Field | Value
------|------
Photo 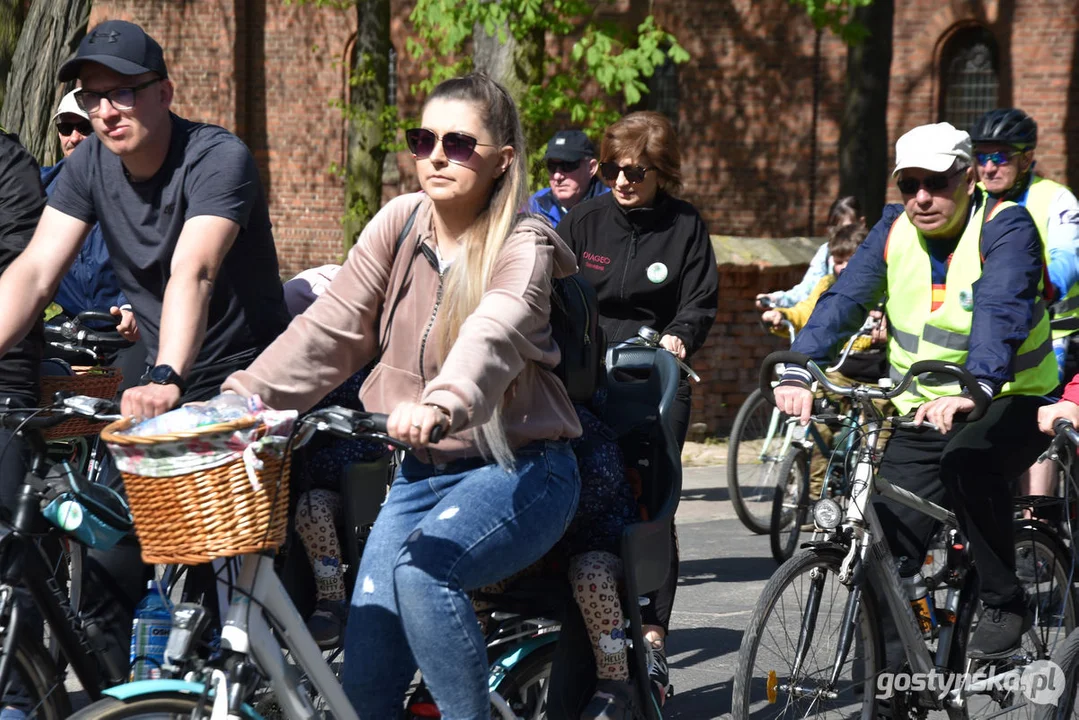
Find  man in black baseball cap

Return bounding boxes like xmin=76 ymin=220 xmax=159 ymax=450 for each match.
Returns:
xmin=527 ymin=128 xmax=608 ymax=226
xmin=58 ymin=19 xmax=168 ymax=82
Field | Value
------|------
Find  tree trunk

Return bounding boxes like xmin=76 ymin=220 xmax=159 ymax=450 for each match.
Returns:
xmin=0 ymin=0 xmax=26 ymax=114
xmin=1 ymin=0 xmax=91 ymax=166
xmin=343 ymin=0 xmax=391 ymax=249
xmin=838 ymin=0 xmax=894 ymax=228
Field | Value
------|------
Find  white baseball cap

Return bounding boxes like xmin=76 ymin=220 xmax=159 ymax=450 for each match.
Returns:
xmin=892 ymin=122 xmax=972 ymax=176
xmin=52 ymin=89 xmax=89 ymax=123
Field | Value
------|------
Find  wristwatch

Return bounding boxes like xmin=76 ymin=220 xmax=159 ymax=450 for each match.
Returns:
xmin=141 ymin=364 xmax=187 ymax=393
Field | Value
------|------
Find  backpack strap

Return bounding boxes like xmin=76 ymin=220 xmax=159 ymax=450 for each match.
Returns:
xmin=395 ymin=202 xmax=422 ymax=256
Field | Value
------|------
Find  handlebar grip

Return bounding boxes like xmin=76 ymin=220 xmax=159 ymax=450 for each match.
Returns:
xmin=758 ymin=351 xmax=812 ymax=407
xmin=80 ymin=330 xmax=133 ymax=349
xmin=1053 ymin=418 xmax=1079 ymax=446
xmin=78 ymin=310 xmax=121 ymax=328
xmin=906 ymin=359 xmax=989 ymax=423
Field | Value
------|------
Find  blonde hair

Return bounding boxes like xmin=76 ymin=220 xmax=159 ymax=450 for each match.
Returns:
xmin=426 ymin=74 xmax=527 ymax=470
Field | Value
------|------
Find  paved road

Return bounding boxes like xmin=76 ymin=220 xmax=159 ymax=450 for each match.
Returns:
xmin=663 ymin=464 xmax=773 ymax=720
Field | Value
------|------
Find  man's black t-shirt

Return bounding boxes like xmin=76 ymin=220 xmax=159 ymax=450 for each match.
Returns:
xmin=48 ymin=114 xmax=289 ymax=373
xmin=0 ymin=132 xmax=46 ymax=399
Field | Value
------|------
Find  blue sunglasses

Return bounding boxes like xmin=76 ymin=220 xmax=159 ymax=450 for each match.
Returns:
xmin=975 ymin=150 xmax=1021 ymax=166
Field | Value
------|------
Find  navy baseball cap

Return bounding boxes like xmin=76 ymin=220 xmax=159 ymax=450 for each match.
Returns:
xmin=58 ymin=20 xmax=168 ymax=83
xmin=544 ymin=130 xmax=596 ymax=162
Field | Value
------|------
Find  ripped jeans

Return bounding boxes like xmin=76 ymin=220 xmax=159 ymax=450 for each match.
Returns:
xmin=341 ymin=440 xmax=580 ymax=719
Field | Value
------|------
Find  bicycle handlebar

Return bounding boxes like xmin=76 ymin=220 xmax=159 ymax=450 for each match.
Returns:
xmin=758 ymin=351 xmax=989 ymax=423
xmin=301 ymin=405 xmax=445 ymax=449
xmin=1053 ymin=418 xmax=1079 ymax=448
xmin=0 ymin=394 xmax=122 ymax=432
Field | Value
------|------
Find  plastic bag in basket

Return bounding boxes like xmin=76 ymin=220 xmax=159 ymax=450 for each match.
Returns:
xmin=106 ymin=394 xmax=299 ymax=491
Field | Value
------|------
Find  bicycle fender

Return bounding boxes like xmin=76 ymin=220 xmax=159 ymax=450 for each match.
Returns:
xmin=102 ymin=679 xmax=265 ymax=718
xmin=488 ymin=633 xmax=560 ymax=692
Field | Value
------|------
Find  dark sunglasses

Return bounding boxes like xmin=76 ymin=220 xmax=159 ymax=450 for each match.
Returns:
xmin=546 ymin=159 xmax=582 ymax=175
xmin=896 ymin=167 xmax=966 ymax=195
xmin=57 ymin=120 xmax=92 ymax=137
xmin=975 ymin=150 xmax=1020 ymax=167
xmin=599 ymin=162 xmax=653 ymax=184
xmin=405 ymin=128 xmax=494 ymax=163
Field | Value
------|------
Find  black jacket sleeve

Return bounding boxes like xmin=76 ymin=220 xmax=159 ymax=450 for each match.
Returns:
xmin=0 ymin=132 xmax=45 ymax=275
xmin=664 ymin=210 xmax=719 ymax=357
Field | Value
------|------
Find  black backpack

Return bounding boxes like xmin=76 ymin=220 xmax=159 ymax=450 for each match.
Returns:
xmin=394 ymin=204 xmax=602 ymax=403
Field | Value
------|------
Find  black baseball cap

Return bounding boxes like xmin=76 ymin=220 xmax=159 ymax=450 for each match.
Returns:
xmin=543 ymin=130 xmax=595 ymax=162
xmin=58 ymin=20 xmax=168 ymax=83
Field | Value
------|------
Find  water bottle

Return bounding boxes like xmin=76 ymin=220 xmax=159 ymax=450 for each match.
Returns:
xmin=130 ymin=581 xmax=172 ymax=681
xmin=901 ymin=573 xmax=937 ymax=639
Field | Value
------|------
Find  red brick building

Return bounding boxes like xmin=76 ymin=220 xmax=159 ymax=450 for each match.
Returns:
xmin=88 ymin=0 xmax=1079 ymax=432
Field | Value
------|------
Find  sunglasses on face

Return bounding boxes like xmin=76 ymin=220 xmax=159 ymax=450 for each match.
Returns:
xmin=75 ymin=78 xmax=162 ymax=115
xmin=896 ymin=168 xmax=966 ymax=195
xmin=599 ymin=162 xmax=653 ymax=184
xmin=975 ymin=150 xmax=1020 ymax=167
xmin=405 ymin=128 xmax=494 ymax=163
xmin=546 ymin=159 xmax=582 ymax=175
xmin=57 ymin=120 xmax=92 ymax=137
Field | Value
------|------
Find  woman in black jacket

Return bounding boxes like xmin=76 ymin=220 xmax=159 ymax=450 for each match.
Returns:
xmin=555 ymin=110 xmax=719 ymax=706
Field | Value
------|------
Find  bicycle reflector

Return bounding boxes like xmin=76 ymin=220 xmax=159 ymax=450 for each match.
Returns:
xmin=813 ymin=498 xmax=842 ymax=529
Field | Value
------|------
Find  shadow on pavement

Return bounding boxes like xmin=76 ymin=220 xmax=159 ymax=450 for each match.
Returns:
xmin=680 ymin=485 xmax=730 ymax=504
xmin=662 ymin=677 xmax=733 ymax=719
xmin=678 ymin=555 xmax=777 ymax=586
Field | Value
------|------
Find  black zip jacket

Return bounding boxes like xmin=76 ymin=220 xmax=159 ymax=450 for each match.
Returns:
xmin=556 ymin=191 xmax=719 ymax=358
xmin=0 ymin=132 xmax=45 ymax=400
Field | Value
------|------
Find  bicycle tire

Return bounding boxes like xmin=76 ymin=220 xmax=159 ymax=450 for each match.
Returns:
xmin=732 ymin=547 xmax=882 ymax=720
xmin=769 ymin=448 xmax=811 ymax=564
xmin=1036 ymin=626 xmax=1079 ymax=720
xmin=728 ymin=389 xmax=791 ymax=535
xmin=492 ymin=642 xmax=556 ymax=720
xmin=1 ymin=630 xmax=72 ymax=720
xmin=68 ymin=692 xmax=259 ymax=719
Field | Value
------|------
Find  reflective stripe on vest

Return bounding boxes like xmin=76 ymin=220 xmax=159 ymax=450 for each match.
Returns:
xmin=884 ymin=192 xmax=1058 ymax=414
xmin=1024 ymin=176 xmax=1079 ymax=338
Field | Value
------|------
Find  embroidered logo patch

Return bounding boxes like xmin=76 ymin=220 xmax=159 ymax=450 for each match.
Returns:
xmin=958 ymin=289 xmax=973 ymax=311
xmin=647 ymin=262 xmax=668 ymax=284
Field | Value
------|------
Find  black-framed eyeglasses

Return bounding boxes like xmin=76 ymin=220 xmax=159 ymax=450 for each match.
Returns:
xmin=75 ymin=78 xmax=163 ymax=115
xmin=975 ymin=150 xmax=1021 ymax=167
xmin=405 ymin=128 xmax=494 ymax=163
xmin=896 ymin=167 xmax=967 ymax=195
xmin=57 ymin=120 xmax=92 ymax=137
xmin=546 ymin=159 xmax=582 ymax=175
xmin=599 ymin=162 xmax=653 ymax=184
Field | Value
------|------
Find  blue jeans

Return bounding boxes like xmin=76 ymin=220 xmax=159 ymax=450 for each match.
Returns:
xmin=341 ymin=440 xmax=580 ymax=719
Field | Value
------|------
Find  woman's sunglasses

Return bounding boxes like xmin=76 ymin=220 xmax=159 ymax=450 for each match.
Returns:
xmin=57 ymin=120 xmax=92 ymax=137
xmin=896 ymin=167 xmax=966 ymax=195
xmin=405 ymin=128 xmax=494 ymax=163
xmin=599 ymin=162 xmax=653 ymax=184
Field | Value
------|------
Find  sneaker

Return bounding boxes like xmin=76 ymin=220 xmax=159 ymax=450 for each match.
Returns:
xmin=0 ymin=708 xmax=27 ymax=720
xmin=580 ymin=678 xmax=635 ymax=720
xmin=967 ymin=603 xmax=1033 ymax=659
xmin=647 ymin=642 xmax=673 ymax=708
xmin=306 ymin=599 xmax=347 ymax=649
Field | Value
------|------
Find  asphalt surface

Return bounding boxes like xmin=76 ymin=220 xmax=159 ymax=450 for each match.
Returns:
xmin=662 ymin=464 xmax=770 ymax=720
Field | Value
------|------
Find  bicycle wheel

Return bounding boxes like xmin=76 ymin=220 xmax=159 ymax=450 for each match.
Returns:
xmin=959 ymin=524 xmax=1076 ymax=720
xmin=1036 ymin=626 xmax=1079 ymax=720
xmin=729 ymin=389 xmax=792 ymax=535
xmin=732 ymin=548 xmax=882 ymax=720
xmin=68 ymin=692 xmax=259 ymax=719
xmin=770 ymin=448 xmax=811 ymax=564
xmin=491 ymin=642 xmax=554 ymax=720
xmin=0 ymin=631 xmax=72 ymax=720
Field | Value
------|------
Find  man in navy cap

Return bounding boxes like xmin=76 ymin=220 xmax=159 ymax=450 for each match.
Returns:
xmin=528 ymin=128 xmax=608 ymax=226
xmin=0 ymin=19 xmax=289 ymax=419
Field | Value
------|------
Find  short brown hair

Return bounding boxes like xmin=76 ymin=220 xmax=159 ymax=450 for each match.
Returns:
xmin=829 ymin=222 xmax=867 ymax=259
xmin=600 ymin=111 xmax=683 ymax=195
xmin=826 ymin=196 xmax=862 ymax=232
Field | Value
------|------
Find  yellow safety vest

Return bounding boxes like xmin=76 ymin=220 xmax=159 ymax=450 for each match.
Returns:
xmin=1021 ymin=176 xmax=1079 ymax=338
xmin=885 ymin=194 xmax=1057 ymax=414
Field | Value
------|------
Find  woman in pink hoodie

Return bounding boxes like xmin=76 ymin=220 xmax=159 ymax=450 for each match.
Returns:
xmin=222 ymin=74 xmax=583 ymax=718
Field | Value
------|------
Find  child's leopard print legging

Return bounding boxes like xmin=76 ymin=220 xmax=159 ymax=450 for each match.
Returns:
xmin=295 ymin=489 xmax=346 ymax=602
xmin=570 ymin=550 xmax=629 ymax=681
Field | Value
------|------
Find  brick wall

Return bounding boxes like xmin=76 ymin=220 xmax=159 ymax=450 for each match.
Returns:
xmin=690 ymin=263 xmax=807 ymax=436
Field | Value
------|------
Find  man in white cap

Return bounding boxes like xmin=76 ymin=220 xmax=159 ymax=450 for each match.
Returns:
xmin=40 ymin=89 xmax=127 ymax=327
xmin=773 ymin=122 xmax=1056 ymax=662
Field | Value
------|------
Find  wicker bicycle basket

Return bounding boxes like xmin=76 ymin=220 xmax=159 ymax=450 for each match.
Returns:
xmin=39 ymin=366 xmax=123 ymax=440
xmin=99 ymin=416 xmax=292 ymax=565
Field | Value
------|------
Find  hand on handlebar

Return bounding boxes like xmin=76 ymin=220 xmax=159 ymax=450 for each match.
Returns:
xmin=760 ymin=310 xmax=783 ymax=327
xmin=869 ymin=310 xmax=888 ymax=345
xmin=387 ymin=401 xmax=450 ymax=449
xmin=659 ymin=334 xmax=686 ymax=360
xmin=1038 ymin=400 xmax=1079 ymax=436
xmin=122 ymin=382 xmax=181 ymax=420
xmin=912 ymin=395 xmax=975 ymax=434
xmin=774 ymin=383 xmax=815 ymax=426
xmin=110 ymin=306 xmax=140 ymax=341
xmin=755 ymin=293 xmax=777 ymax=311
